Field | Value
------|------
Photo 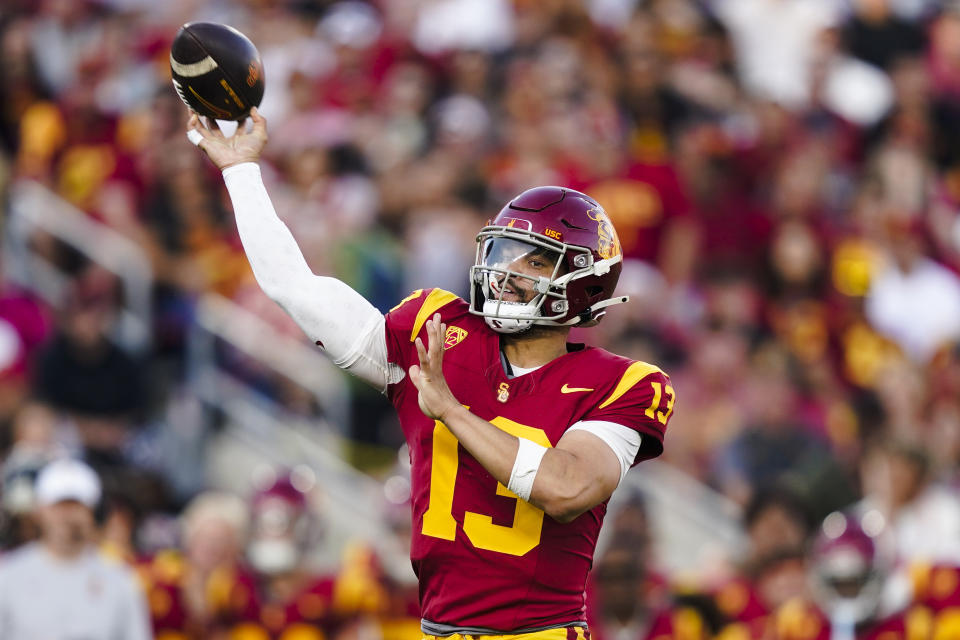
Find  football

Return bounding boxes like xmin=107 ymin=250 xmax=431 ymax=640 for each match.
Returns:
xmin=170 ymin=22 xmax=264 ymax=121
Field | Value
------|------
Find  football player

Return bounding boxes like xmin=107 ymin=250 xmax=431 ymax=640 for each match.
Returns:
xmin=186 ymin=109 xmax=675 ymax=640
xmin=763 ymin=511 xmax=914 ymax=640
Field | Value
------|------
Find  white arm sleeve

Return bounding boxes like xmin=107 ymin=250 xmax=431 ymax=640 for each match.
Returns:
xmin=221 ymin=162 xmax=395 ymax=390
xmin=566 ymin=420 xmax=642 ymax=484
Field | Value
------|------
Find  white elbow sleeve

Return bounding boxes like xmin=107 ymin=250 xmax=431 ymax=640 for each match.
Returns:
xmin=332 ymin=314 xmax=405 ymax=392
xmin=566 ymin=420 xmax=642 ymax=484
xmin=507 ymin=439 xmax=549 ymax=501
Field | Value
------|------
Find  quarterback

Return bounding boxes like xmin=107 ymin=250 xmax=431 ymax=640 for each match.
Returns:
xmin=187 ymin=109 xmax=675 ymax=638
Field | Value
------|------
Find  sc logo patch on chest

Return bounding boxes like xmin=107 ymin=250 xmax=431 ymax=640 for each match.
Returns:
xmin=444 ymin=326 xmax=468 ymax=350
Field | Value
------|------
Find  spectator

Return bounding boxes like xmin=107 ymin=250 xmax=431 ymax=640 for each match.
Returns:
xmin=142 ymin=490 xmax=259 ymax=638
xmin=590 ymin=536 xmax=654 ymax=640
xmin=857 ymin=438 xmax=960 ymax=566
xmin=713 ymin=0 xmax=842 ymax=109
xmin=712 ymin=346 xmax=828 ymax=505
xmin=843 ymin=0 xmax=926 ymax=71
xmin=0 ymin=458 xmax=151 ymax=639
xmin=33 ymin=271 xmax=146 ymax=466
xmin=742 ymin=487 xmax=814 ymax=571
xmin=865 ymin=220 xmax=960 ymax=363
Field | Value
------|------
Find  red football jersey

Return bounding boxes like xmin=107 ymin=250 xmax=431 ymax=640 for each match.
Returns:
xmin=384 ymin=289 xmax=674 ymax=632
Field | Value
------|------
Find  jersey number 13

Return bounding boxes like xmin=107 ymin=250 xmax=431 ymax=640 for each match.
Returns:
xmin=421 ymin=416 xmax=550 ymax=557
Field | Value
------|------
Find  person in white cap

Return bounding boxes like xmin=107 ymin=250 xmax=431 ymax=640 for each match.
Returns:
xmin=0 ymin=458 xmax=151 ymax=640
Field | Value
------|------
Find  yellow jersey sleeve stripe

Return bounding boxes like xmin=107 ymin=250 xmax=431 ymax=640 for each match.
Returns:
xmin=389 ymin=289 xmax=423 ymax=313
xmin=411 ymin=289 xmax=460 ymax=342
xmin=598 ymin=361 xmax=665 ymax=409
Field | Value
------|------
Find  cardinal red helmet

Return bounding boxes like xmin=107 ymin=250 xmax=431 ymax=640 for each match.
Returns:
xmin=469 ymin=186 xmax=628 ymax=333
xmin=809 ymin=510 xmax=888 ymax=624
xmin=247 ymin=473 xmax=316 ymax=575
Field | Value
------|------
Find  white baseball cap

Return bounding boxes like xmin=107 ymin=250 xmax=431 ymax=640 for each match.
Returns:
xmin=34 ymin=459 xmax=101 ymax=508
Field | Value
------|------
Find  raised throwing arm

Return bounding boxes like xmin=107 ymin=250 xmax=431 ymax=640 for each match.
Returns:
xmin=187 ymin=110 xmax=397 ymax=390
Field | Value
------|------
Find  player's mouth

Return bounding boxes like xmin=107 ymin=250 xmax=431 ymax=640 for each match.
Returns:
xmin=492 ymin=277 xmax=529 ymax=303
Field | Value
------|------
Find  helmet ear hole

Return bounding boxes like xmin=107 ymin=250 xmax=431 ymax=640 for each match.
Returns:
xmin=586 ymin=286 xmax=603 ymax=298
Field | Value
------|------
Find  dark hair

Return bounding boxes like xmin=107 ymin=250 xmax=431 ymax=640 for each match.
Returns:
xmin=743 ymin=485 xmax=814 ymax=535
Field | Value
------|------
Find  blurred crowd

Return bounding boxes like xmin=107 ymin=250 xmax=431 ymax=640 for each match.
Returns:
xmin=2 ymin=0 xmax=960 ymax=638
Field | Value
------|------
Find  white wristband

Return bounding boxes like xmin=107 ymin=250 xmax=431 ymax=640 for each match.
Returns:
xmin=507 ymin=438 xmax=548 ymax=501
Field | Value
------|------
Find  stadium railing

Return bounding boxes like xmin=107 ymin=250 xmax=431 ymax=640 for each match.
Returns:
xmin=5 ymin=180 xmax=153 ymax=353
xmin=615 ymin=461 xmax=746 ymax=575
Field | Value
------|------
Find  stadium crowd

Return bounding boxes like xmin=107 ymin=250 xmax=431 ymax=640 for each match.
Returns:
xmin=2 ymin=0 xmax=960 ymax=638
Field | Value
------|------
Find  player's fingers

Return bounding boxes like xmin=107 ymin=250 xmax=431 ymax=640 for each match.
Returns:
xmin=250 ymin=107 xmax=268 ymax=139
xmin=431 ymin=315 xmax=446 ymax=363
xmin=188 ymin=113 xmax=208 ymax=134
xmin=408 ymin=364 xmax=421 ymax=388
xmin=431 ymin=321 xmax=446 ymax=367
xmin=186 ymin=115 xmax=209 ymax=148
xmin=425 ymin=315 xmax=440 ymax=361
xmin=205 ymin=117 xmax=225 ymax=139
xmin=415 ymin=337 xmax=429 ymax=367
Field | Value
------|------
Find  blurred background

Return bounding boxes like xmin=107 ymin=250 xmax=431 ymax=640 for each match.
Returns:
xmin=2 ymin=0 xmax=960 ymax=638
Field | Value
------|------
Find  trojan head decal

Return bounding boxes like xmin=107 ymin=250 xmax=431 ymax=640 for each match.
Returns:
xmin=586 ymin=206 xmax=621 ymax=260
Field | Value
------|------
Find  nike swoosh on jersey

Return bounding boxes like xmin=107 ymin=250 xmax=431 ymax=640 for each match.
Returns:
xmin=561 ymin=384 xmax=594 ymax=393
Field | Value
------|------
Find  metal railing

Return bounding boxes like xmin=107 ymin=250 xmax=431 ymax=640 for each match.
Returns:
xmin=620 ymin=461 xmax=746 ymax=575
xmin=187 ymin=292 xmax=351 ymax=431
xmin=5 ymin=180 xmax=153 ymax=352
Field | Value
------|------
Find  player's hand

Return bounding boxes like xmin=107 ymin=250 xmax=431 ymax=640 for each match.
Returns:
xmin=409 ymin=314 xmax=461 ymax=422
xmin=186 ymin=107 xmax=268 ymax=170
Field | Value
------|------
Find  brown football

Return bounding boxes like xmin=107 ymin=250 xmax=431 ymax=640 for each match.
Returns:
xmin=170 ymin=22 xmax=264 ymax=121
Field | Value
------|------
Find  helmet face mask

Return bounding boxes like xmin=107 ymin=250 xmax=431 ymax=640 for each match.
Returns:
xmin=468 ymin=186 xmax=628 ymax=334
xmin=470 ymin=230 xmax=592 ymax=333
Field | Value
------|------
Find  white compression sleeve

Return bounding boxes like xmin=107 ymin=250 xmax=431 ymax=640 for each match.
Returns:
xmin=566 ymin=420 xmax=642 ymax=484
xmin=222 ymin=162 xmax=396 ymax=390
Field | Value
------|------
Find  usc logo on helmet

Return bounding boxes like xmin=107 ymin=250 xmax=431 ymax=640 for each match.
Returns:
xmin=587 ymin=207 xmax=621 ymax=260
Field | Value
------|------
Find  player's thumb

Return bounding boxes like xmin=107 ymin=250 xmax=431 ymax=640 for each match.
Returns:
xmin=408 ymin=364 xmax=421 ymax=387
xmin=250 ymin=107 xmax=268 ymax=136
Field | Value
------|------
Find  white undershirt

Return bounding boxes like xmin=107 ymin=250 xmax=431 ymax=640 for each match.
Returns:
xmin=221 ymin=162 xmax=642 ymax=484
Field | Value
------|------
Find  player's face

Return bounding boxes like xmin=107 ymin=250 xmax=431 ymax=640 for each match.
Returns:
xmin=482 ymin=238 xmax=561 ymax=304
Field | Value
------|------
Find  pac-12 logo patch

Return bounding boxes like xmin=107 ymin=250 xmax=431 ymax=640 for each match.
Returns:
xmin=444 ymin=326 xmax=468 ymax=350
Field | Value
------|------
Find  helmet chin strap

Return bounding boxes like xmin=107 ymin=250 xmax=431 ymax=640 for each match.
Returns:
xmin=583 ymin=294 xmax=629 ymax=314
xmin=558 ymin=295 xmax=630 ymax=327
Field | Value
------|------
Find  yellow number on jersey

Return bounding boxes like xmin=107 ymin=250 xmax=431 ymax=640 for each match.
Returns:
xmin=421 ymin=417 xmax=552 ymax=557
xmin=647 ymin=382 xmax=675 ymax=425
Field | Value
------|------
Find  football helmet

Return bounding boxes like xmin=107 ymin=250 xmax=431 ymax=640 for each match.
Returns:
xmin=469 ymin=186 xmax=628 ymax=334
xmin=247 ymin=474 xmax=316 ymax=575
xmin=809 ymin=511 xmax=888 ymax=625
